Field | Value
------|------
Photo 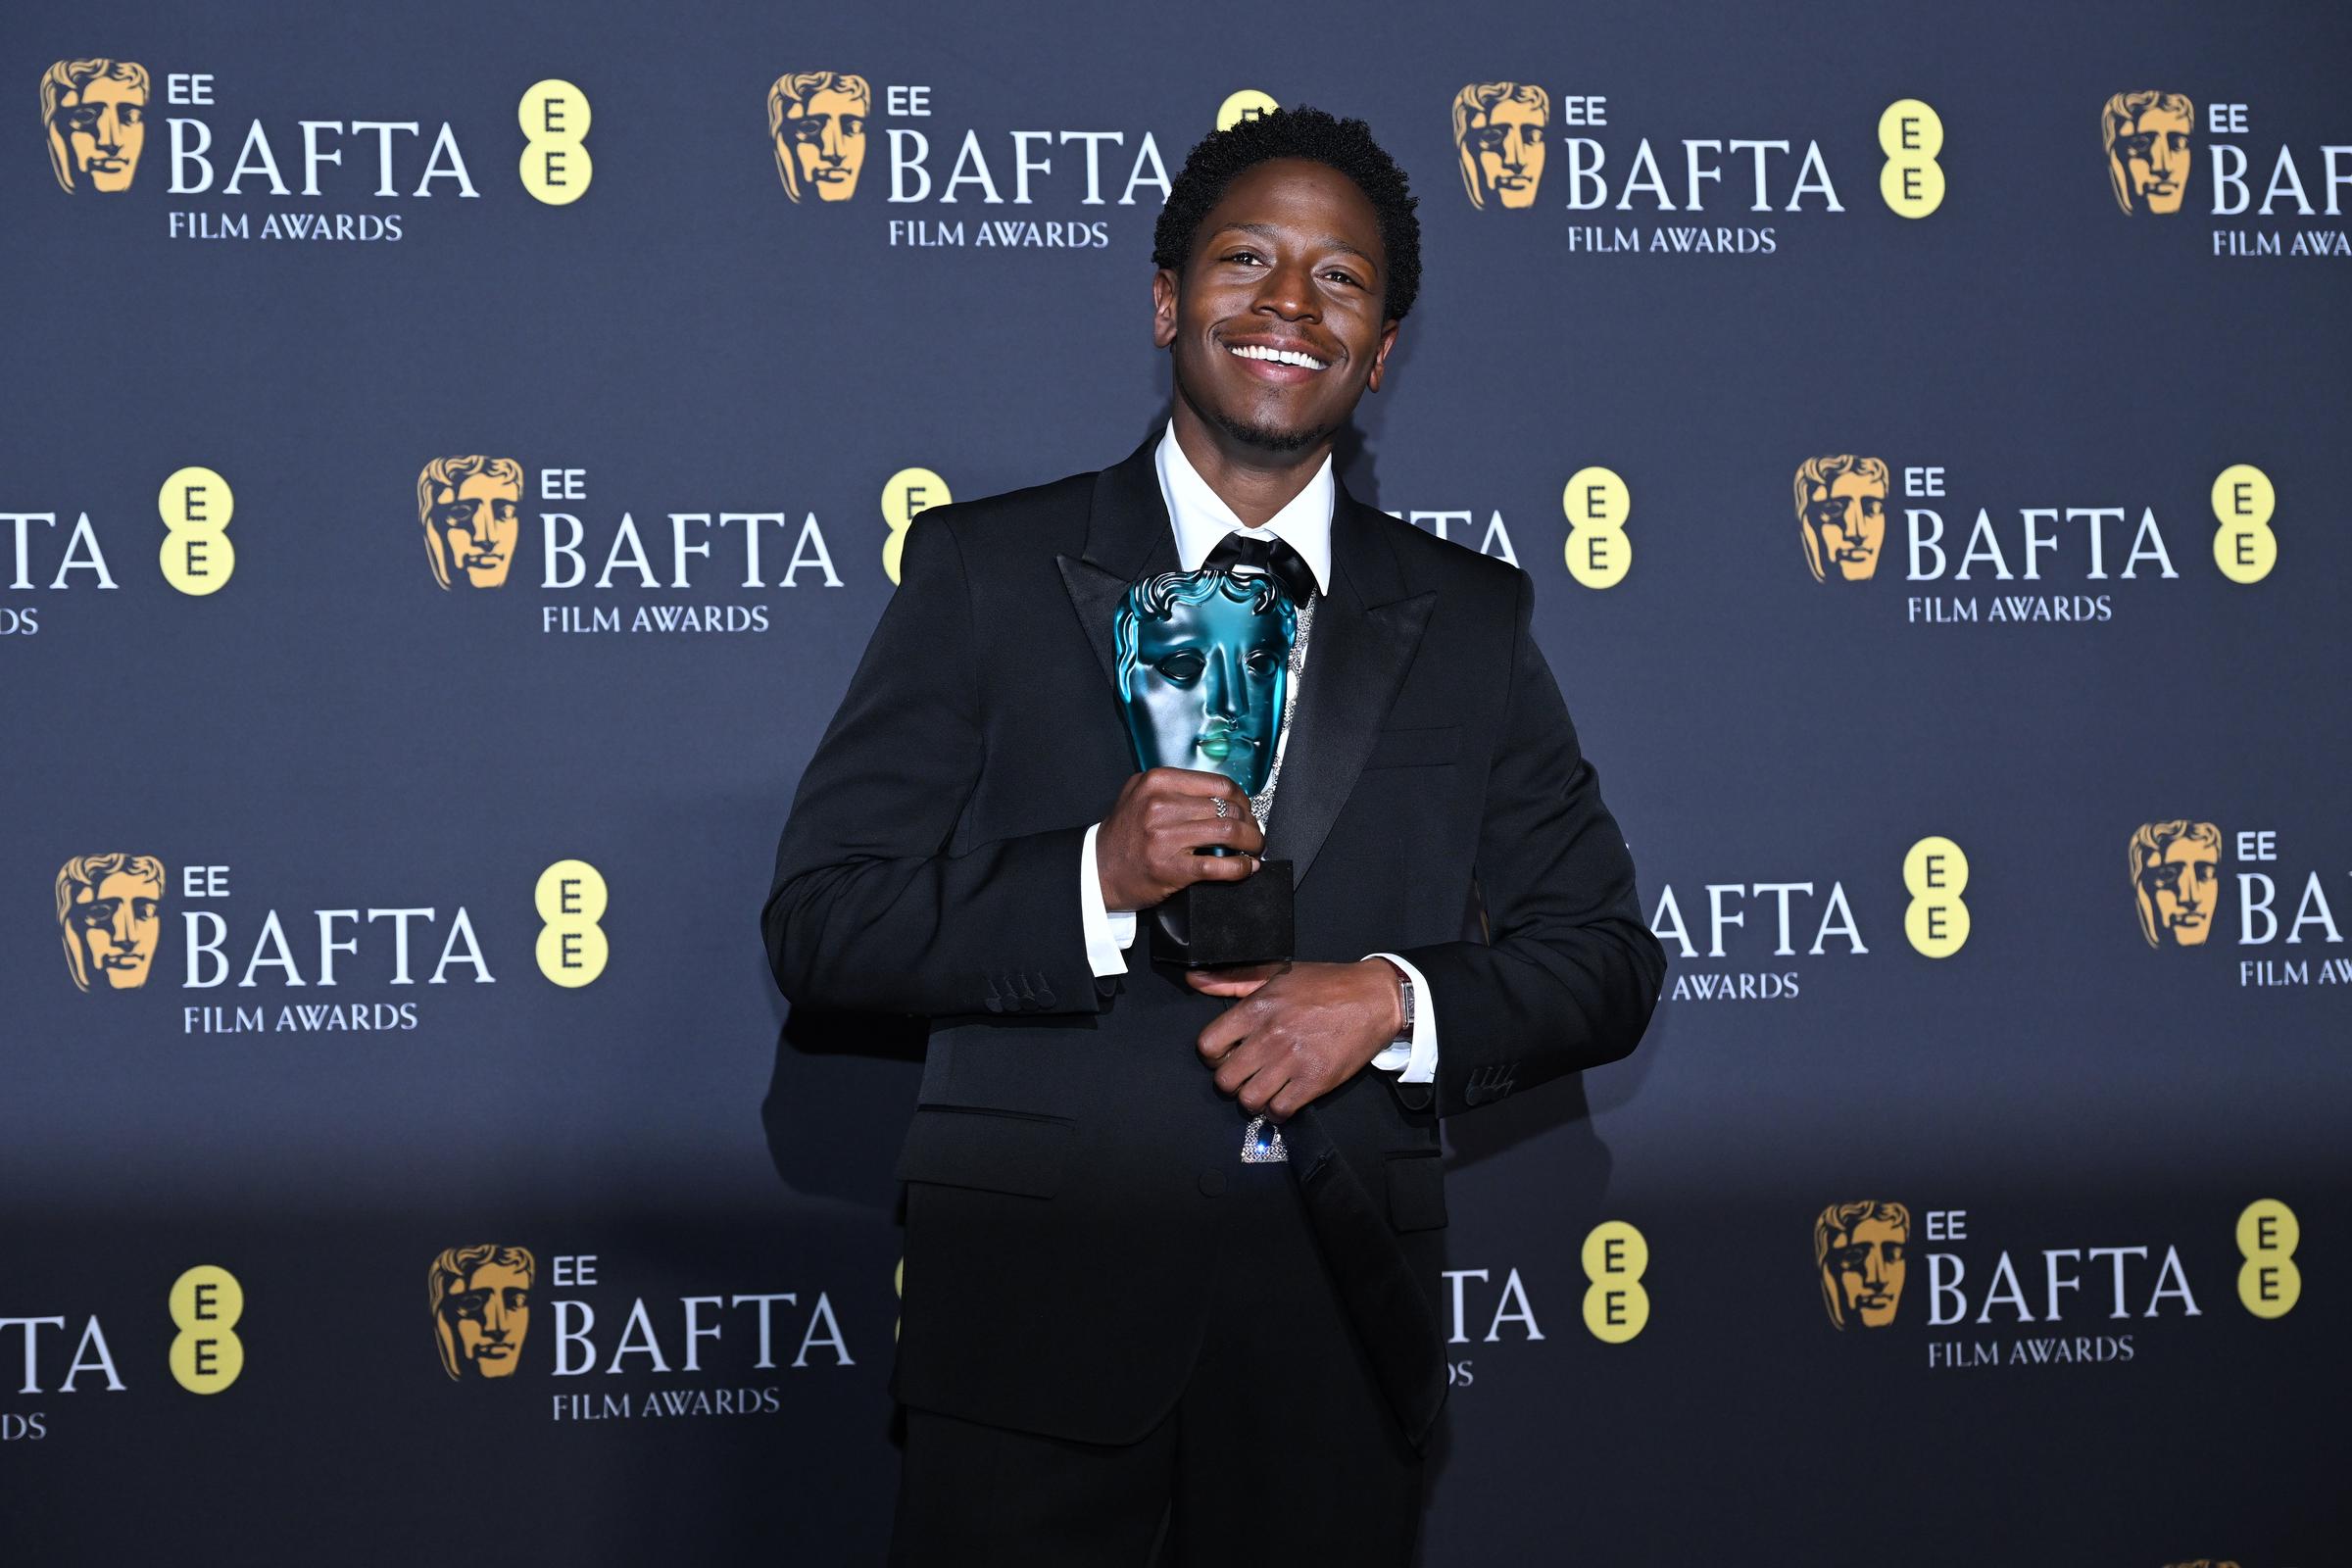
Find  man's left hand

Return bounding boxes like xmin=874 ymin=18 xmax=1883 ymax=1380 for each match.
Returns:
xmin=1189 ymin=959 xmax=1404 ymax=1120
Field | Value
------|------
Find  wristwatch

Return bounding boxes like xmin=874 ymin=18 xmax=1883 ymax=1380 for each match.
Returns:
xmin=1391 ymin=966 xmax=1416 ymax=1046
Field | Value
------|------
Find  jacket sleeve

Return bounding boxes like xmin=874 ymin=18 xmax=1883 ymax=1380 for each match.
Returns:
xmin=760 ymin=511 xmax=1107 ymax=1020
xmin=1396 ymin=569 xmax=1666 ymax=1115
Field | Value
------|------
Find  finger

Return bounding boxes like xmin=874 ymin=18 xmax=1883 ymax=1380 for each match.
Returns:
xmin=1266 ymin=1075 xmax=1316 ymax=1122
xmin=1197 ymin=1004 xmax=1253 ymax=1061
xmin=1179 ymin=852 xmax=1258 ymax=884
xmin=1232 ymin=1052 xmax=1295 ymax=1114
xmin=1156 ymin=766 xmax=1250 ymax=797
xmin=1184 ymin=970 xmax=1265 ymax=998
xmin=1185 ymin=960 xmax=1285 ymax=995
xmin=1174 ymin=815 xmax=1260 ymax=854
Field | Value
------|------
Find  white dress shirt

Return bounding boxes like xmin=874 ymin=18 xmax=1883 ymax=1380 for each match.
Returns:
xmin=1075 ymin=420 xmax=1440 ymax=1084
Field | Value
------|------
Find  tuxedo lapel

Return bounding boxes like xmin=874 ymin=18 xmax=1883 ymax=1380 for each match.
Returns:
xmin=1261 ymin=488 xmax=1435 ymax=888
xmin=1058 ymin=434 xmax=1178 ymax=692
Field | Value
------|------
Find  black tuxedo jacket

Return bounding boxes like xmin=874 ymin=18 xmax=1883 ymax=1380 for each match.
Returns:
xmin=763 ymin=432 xmax=1664 ymax=1449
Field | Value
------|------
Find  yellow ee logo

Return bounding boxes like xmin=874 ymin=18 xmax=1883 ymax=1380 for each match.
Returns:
xmin=2235 ymin=1198 xmax=2300 ymax=1318
xmin=158 ymin=466 xmax=234 ymax=596
xmin=1217 ymin=89 xmax=1280 ymax=131
xmin=169 ymin=1264 xmax=244 ymax=1394
xmin=881 ymin=467 xmax=952 ymax=585
xmin=535 ymin=858 xmax=609 ymax=987
xmin=1903 ymin=836 xmax=1970 ymax=957
xmin=2210 ymin=464 xmax=2276 ymax=584
xmin=518 ymin=79 xmax=593 ymax=206
xmin=1879 ymin=99 xmax=1944 ymax=218
xmin=1562 ymin=466 xmax=1631 ymax=590
xmin=1581 ymin=1219 xmax=1648 ymax=1343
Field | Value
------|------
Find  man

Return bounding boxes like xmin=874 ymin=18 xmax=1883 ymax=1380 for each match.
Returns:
xmin=56 ymin=853 xmax=166 ymax=992
xmin=2102 ymin=91 xmax=2193 ymax=216
xmin=1792 ymin=454 xmax=1890 ymax=582
xmin=427 ymin=1244 xmax=535 ymax=1381
xmin=1814 ymin=1200 xmax=1910 ymax=1331
xmin=2131 ymin=819 xmax=2222 ymax=948
xmin=41 ymin=59 xmax=150 ymax=194
xmin=415 ymin=455 xmax=523 ymax=590
xmin=764 ymin=107 xmax=1663 ymax=1563
xmin=768 ymin=72 xmax=871 ymax=203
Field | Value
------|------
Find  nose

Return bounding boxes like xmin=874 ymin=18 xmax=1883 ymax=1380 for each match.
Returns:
xmin=1202 ymin=646 xmax=1240 ymax=722
xmin=2179 ymin=874 xmax=2206 ymax=914
xmin=482 ymin=1300 xmax=509 ymax=1339
xmin=1863 ymin=1250 xmax=1886 ymax=1289
xmin=819 ymin=122 xmax=844 ymax=167
xmin=96 ymin=108 xmax=121 ymax=153
xmin=2151 ymin=139 xmax=2179 ymax=178
xmin=1501 ymin=134 xmax=1525 ymax=174
xmin=1253 ymin=257 xmax=1317 ymax=323
xmin=108 ymin=906 xmax=138 ymax=950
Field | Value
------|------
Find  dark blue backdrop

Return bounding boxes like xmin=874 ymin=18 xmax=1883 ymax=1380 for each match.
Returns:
xmin=4 ymin=2 xmax=2343 ymax=1562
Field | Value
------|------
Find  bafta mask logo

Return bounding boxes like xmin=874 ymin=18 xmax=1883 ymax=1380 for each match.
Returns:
xmin=2132 ymin=820 xmax=2222 ymax=948
xmin=416 ymin=456 xmax=523 ymax=590
xmin=429 ymin=1245 xmax=534 ymax=1381
xmin=2103 ymin=92 xmax=2194 ymax=215
xmin=42 ymin=59 xmax=150 ymax=193
xmin=56 ymin=854 xmax=165 ymax=992
xmin=1452 ymin=82 xmax=1549 ymax=210
xmin=1816 ymin=1200 xmax=1909 ymax=1330
xmin=1793 ymin=456 xmax=1890 ymax=583
xmin=768 ymin=73 xmax=871 ymax=203
xmin=1113 ymin=567 xmax=1298 ymax=798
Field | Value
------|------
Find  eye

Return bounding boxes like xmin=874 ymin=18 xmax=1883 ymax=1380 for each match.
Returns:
xmin=1154 ymin=651 xmax=1205 ymax=683
xmin=1322 ymin=270 xmax=1360 ymax=288
xmin=1222 ymin=250 xmax=1262 ymax=267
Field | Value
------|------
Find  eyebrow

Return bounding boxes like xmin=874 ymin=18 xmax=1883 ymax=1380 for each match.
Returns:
xmin=1220 ymin=221 xmax=1379 ymax=272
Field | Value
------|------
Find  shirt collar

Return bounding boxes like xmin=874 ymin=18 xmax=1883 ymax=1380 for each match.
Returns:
xmin=1152 ymin=418 xmax=1334 ymax=595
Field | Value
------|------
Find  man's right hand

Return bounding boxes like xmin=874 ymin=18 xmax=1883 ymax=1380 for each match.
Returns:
xmin=1095 ymin=767 xmax=1263 ymax=911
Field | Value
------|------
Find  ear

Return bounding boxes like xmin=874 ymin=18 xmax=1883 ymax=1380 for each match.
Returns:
xmin=1152 ymin=268 xmax=1180 ymax=350
xmin=1364 ymin=318 xmax=1401 ymax=393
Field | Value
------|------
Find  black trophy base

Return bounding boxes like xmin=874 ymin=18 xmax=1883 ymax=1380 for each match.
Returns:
xmin=1149 ymin=860 xmax=1295 ymax=970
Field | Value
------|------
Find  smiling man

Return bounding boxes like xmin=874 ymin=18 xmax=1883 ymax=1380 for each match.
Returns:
xmin=764 ymin=107 xmax=1663 ymax=1565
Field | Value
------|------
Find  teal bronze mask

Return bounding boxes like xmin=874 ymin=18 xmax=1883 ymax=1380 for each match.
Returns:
xmin=1113 ymin=567 xmax=1298 ymax=796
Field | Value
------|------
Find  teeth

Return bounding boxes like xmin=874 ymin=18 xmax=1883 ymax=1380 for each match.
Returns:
xmin=1228 ymin=344 xmax=1327 ymax=370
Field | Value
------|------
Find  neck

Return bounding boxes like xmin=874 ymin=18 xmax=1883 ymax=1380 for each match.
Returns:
xmin=1168 ymin=397 xmax=1331 ymax=529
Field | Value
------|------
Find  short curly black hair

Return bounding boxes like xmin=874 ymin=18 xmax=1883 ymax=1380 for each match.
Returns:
xmin=1152 ymin=106 xmax=1422 ymax=322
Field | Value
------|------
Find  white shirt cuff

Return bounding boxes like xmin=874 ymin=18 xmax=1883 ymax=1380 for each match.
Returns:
xmin=1363 ymin=952 xmax=1439 ymax=1083
xmin=1079 ymin=822 xmax=1137 ymax=978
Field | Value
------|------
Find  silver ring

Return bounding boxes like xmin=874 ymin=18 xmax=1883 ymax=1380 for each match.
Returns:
xmin=1213 ymin=797 xmax=1228 ymax=819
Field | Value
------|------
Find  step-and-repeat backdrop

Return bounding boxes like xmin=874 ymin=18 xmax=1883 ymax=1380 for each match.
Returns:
xmin=4 ymin=2 xmax=2342 ymax=1562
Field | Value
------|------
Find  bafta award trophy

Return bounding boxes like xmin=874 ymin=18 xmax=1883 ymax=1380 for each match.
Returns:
xmin=1112 ymin=561 xmax=1298 ymax=968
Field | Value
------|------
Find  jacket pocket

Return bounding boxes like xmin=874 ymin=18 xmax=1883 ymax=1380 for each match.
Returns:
xmin=1383 ymin=1150 xmax=1449 ymax=1232
xmin=895 ymin=1103 xmax=1076 ymax=1199
xmin=1361 ymin=725 xmax=1462 ymax=770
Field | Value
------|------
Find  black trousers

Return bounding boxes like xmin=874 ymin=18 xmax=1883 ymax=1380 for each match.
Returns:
xmin=889 ymin=1162 xmax=1426 ymax=1566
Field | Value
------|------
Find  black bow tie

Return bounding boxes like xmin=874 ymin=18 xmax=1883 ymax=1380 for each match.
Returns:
xmin=1204 ymin=531 xmax=1318 ymax=606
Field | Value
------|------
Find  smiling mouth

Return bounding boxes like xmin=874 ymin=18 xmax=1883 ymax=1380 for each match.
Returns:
xmin=1226 ymin=343 xmax=1330 ymax=372
xmin=1196 ymin=732 xmax=1257 ymax=762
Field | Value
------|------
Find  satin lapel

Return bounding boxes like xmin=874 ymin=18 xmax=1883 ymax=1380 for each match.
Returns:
xmin=1260 ymin=494 xmax=1435 ymax=888
xmin=1056 ymin=433 xmax=1178 ymax=755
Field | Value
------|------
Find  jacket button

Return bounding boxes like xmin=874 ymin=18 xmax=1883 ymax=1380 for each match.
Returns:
xmin=1198 ymin=1169 xmax=1226 ymax=1197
